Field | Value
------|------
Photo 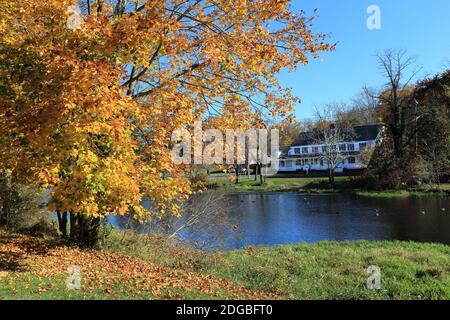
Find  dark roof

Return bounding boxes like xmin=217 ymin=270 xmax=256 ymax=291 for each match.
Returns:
xmin=291 ymin=124 xmax=383 ymax=147
xmin=278 ymin=146 xmax=291 ymax=158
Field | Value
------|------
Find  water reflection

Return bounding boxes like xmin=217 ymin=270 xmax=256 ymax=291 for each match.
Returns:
xmin=108 ymin=193 xmax=450 ymax=250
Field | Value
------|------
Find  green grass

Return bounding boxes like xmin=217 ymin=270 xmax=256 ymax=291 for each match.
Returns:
xmin=0 ymin=274 xmax=152 ymax=300
xmin=356 ymin=184 xmax=450 ymax=198
xmin=1 ymin=229 xmax=449 ymax=300
xmin=356 ymin=190 xmax=416 ymax=198
xmin=100 ymin=230 xmax=450 ymax=300
xmin=356 ymin=191 xmax=448 ymax=198
xmin=210 ymin=175 xmax=351 ymax=193
xmin=209 ymin=174 xmax=450 ymax=198
xmin=210 ymin=241 xmax=450 ymax=300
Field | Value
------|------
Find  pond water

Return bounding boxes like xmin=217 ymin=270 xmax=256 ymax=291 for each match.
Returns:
xmin=108 ymin=193 xmax=450 ymax=250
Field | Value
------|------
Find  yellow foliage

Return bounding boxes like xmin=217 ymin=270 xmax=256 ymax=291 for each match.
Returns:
xmin=0 ymin=0 xmax=333 ymax=219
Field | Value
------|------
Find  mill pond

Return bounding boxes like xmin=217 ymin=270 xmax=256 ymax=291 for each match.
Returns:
xmin=108 ymin=192 xmax=450 ymax=250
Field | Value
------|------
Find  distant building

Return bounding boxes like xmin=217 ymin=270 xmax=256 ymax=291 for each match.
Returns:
xmin=277 ymin=124 xmax=384 ymax=173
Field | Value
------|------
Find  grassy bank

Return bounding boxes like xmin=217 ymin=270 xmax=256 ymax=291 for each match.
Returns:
xmin=1 ymin=229 xmax=449 ymax=300
xmin=209 ymin=175 xmax=352 ymax=193
xmin=355 ymin=190 xmax=449 ymax=198
xmin=209 ymin=174 xmax=450 ymax=197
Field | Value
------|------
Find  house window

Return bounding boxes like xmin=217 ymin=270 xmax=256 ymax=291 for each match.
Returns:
xmin=359 ymin=142 xmax=368 ymax=150
xmin=296 ymin=160 xmax=302 ymax=166
xmin=320 ymin=160 xmax=324 ymax=166
xmin=280 ymin=161 xmax=285 ymax=167
xmin=322 ymin=146 xmax=327 ymax=153
xmin=312 ymin=146 xmax=319 ymax=153
xmin=347 ymin=144 xmax=355 ymax=151
xmin=302 ymin=147 xmax=309 ymax=154
xmin=339 ymin=144 xmax=346 ymax=152
xmin=294 ymin=148 xmax=301 ymax=155
xmin=348 ymin=157 xmax=356 ymax=164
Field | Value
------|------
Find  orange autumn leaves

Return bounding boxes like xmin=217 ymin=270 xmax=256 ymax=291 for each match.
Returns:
xmin=0 ymin=0 xmax=334 ymax=220
xmin=0 ymin=231 xmax=280 ymax=299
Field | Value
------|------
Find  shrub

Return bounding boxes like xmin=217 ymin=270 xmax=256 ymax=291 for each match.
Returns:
xmin=0 ymin=172 xmax=53 ymax=233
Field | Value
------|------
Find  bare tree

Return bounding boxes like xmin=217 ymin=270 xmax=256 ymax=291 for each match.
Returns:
xmin=376 ymin=49 xmax=422 ymax=160
xmin=314 ymin=127 xmax=354 ymax=186
xmin=350 ymin=86 xmax=380 ymax=124
xmin=314 ymin=106 xmax=354 ymax=186
xmin=418 ymin=140 xmax=449 ymax=186
xmin=298 ymin=118 xmax=317 ymax=133
xmin=167 ymin=192 xmax=240 ymax=250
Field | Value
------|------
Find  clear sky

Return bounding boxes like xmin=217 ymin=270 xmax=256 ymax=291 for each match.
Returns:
xmin=280 ymin=0 xmax=450 ymax=120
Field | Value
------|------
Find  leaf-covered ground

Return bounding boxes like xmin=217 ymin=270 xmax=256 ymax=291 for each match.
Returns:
xmin=0 ymin=230 xmax=279 ymax=300
xmin=1 ymin=229 xmax=449 ymax=300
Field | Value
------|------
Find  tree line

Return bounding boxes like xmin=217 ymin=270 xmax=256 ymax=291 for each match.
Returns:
xmin=278 ymin=49 xmax=450 ymax=189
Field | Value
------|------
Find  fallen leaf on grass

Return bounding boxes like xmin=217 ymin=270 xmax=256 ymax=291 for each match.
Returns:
xmin=0 ymin=230 xmax=282 ymax=300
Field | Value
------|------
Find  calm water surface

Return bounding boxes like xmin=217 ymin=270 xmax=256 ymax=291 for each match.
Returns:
xmin=108 ymin=193 xmax=450 ymax=249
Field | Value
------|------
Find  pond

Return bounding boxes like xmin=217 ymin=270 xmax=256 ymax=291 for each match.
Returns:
xmin=108 ymin=192 xmax=450 ymax=250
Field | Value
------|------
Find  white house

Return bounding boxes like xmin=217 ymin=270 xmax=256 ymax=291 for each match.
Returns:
xmin=277 ymin=124 xmax=384 ymax=173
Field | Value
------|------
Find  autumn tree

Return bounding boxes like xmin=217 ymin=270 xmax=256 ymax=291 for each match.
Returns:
xmin=412 ymin=70 xmax=450 ymax=184
xmin=0 ymin=0 xmax=333 ymax=246
xmin=276 ymin=117 xmax=303 ymax=147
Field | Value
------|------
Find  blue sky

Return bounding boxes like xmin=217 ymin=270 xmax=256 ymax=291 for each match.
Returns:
xmin=279 ymin=0 xmax=450 ymax=120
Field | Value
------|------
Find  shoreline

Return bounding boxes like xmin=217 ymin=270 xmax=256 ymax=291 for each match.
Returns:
xmin=1 ymin=229 xmax=449 ymax=300
xmin=208 ymin=175 xmax=450 ymax=198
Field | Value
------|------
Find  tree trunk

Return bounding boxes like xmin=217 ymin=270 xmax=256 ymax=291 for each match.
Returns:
xmin=69 ymin=212 xmax=101 ymax=247
xmin=56 ymin=211 xmax=68 ymax=238
xmin=245 ymin=137 xmax=250 ymax=179
xmin=0 ymin=173 xmax=12 ymax=226
xmin=392 ymin=129 xmax=403 ymax=160
xmin=259 ymin=163 xmax=264 ymax=185
xmin=70 ymin=212 xmax=78 ymax=241
xmin=329 ymin=167 xmax=335 ymax=187
xmin=391 ymin=99 xmax=404 ymax=161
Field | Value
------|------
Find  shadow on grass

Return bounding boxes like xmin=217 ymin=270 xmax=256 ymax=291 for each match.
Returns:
xmin=0 ymin=231 xmax=62 ymax=272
